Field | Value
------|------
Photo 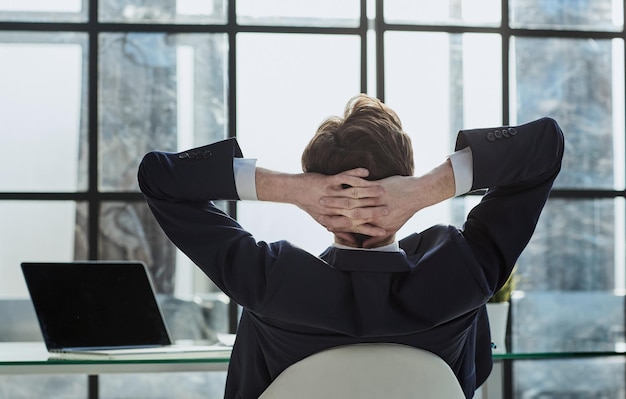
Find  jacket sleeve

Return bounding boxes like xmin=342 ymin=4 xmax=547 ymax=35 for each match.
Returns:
xmin=137 ymin=138 xmax=286 ymax=309
xmin=138 ymin=138 xmax=242 ymax=202
xmin=455 ymin=117 xmax=564 ymax=294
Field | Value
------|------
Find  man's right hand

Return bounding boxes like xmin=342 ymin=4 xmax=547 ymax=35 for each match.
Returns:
xmin=256 ymin=167 xmax=390 ymax=242
xmin=319 ymin=159 xmax=456 ymax=247
xmin=290 ymin=168 xmax=391 ymax=241
xmin=319 ymin=174 xmax=420 ymax=247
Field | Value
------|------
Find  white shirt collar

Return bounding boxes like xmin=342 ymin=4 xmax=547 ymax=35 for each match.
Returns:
xmin=332 ymin=241 xmax=400 ymax=252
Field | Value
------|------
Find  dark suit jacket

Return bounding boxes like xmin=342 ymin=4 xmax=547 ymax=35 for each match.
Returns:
xmin=138 ymin=117 xmax=564 ymax=399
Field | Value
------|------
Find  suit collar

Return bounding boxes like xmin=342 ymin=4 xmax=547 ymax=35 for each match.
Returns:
xmin=320 ymin=246 xmax=413 ymax=273
xmin=399 ymin=233 xmax=421 ymax=254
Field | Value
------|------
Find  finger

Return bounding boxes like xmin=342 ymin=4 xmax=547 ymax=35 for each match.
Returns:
xmin=320 ymin=195 xmax=386 ymax=211
xmin=327 ymin=183 xmax=384 ymax=200
xmin=319 ymin=197 xmax=359 ymax=210
xmin=327 ymin=223 xmax=384 ymax=237
xmin=334 ymin=232 xmax=358 ymax=245
xmin=351 ymin=223 xmax=386 ymax=237
xmin=321 ymin=215 xmax=371 ymax=232
xmin=339 ymin=185 xmax=384 ymax=200
xmin=323 ymin=216 xmax=387 ymax=237
xmin=318 ymin=214 xmax=352 ymax=230
xmin=339 ymin=168 xmax=370 ymax=178
xmin=346 ymin=206 xmax=389 ymax=220
xmin=331 ymin=174 xmax=378 ymax=191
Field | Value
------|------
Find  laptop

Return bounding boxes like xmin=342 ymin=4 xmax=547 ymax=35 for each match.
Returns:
xmin=21 ymin=261 xmax=232 ymax=360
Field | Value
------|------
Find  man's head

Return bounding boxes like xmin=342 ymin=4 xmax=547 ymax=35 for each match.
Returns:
xmin=301 ymin=94 xmax=414 ymax=246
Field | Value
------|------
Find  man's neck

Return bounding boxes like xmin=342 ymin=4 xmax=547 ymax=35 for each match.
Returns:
xmin=333 ymin=240 xmax=400 ymax=252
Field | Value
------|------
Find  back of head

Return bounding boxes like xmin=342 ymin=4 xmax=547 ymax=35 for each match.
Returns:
xmin=301 ymin=94 xmax=414 ymax=180
xmin=301 ymin=94 xmax=414 ymax=246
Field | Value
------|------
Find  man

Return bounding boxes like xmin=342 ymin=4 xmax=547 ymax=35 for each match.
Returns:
xmin=138 ymin=94 xmax=564 ymax=398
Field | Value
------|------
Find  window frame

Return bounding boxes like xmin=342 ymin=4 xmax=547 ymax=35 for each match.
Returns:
xmin=1 ymin=3 xmax=625 ymax=398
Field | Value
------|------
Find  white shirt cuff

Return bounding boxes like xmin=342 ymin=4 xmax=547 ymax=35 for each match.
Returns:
xmin=233 ymin=158 xmax=258 ymax=200
xmin=447 ymin=147 xmax=473 ymax=196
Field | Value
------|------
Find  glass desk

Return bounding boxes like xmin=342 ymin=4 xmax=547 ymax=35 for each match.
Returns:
xmin=480 ymin=350 xmax=626 ymax=399
xmin=493 ymin=350 xmax=626 ymax=361
xmin=3 ymin=342 xmax=623 ymax=399
xmin=0 ymin=342 xmax=231 ymax=399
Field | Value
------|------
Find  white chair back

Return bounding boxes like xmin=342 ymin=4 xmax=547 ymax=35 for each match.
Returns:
xmin=259 ymin=343 xmax=466 ymax=399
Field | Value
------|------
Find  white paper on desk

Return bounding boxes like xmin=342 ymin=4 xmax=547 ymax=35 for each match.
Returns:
xmin=48 ymin=345 xmax=232 ymax=360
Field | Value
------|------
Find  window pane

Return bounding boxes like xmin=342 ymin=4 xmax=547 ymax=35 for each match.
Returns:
xmin=99 ymin=33 xmax=227 ymax=191
xmin=99 ymin=0 xmax=226 ymax=24
xmin=386 ymin=32 xmax=501 ymax=240
xmin=385 ymin=32 xmax=502 ymax=173
xmin=512 ymin=37 xmax=625 ymax=190
xmin=99 ymin=373 xmax=227 ymax=398
xmin=99 ymin=201 xmax=228 ymax=302
xmin=236 ymin=33 xmax=360 ymax=255
xmin=513 ymin=292 xmax=624 ymax=352
xmin=0 ymin=32 xmax=88 ymax=192
xmin=384 ymin=0 xmax=501 ymax=26
xmin=237 ymin=0 xmax=360 ymax=27
xmin=512 ymin=358 xmax=625 ymax=398
xmin=99 ymin=201 xmax=176 ymax=293
xmin=510 ymin=0 xmax=623 ymax=31
xmin=518 ymin=199 xmax=621 ymax=291
xmin=512 ymin=197 xmax=625 ymax=395
xmin=511 ymin=291 xmax=625 ymax=396
xmin=0 ymin=0 xmax=86 ymax=22
xmin=0 ymin=376 xmax=86 ymax=398
xmin=100 ymin=200 xmax=231 ymax=337
xmin=0 ymin=201 xmax=88 ymax=297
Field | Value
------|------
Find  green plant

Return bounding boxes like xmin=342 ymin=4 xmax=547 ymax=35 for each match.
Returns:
xmin=488 ymin=267 xmax=518 ymax=303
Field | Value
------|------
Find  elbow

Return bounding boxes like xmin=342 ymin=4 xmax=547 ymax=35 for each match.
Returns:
xmin=137 ymin=152 xmax=166 ymax=198
xmin=137 ymin=152 xmax=153 ymax=195
xmin=539 ymin=117 xmax=565 ymax=174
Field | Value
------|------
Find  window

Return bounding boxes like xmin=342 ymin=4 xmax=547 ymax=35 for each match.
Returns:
xmin=1 ymin=1 xmax=624 ymax=398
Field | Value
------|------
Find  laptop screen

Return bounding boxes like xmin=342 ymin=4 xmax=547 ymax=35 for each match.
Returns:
xmin=21 ymin=262 xmax=171 ymax=351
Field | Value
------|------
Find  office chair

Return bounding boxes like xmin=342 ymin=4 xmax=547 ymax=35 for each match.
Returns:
xmin=258 ymin=343 xmax=466 ymax=399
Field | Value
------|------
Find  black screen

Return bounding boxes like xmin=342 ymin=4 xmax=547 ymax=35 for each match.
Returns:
xmin=21 ymin=262 xmax=171 ymax=350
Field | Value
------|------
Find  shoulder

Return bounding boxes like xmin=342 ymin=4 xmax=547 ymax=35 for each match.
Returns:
xmin=399 ymin=225 xmax=463 ymax=255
